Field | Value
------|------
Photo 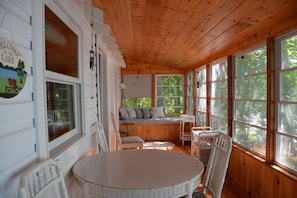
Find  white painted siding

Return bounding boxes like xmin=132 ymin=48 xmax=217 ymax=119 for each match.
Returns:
xmin=0 ymin=0 xmax=123 ymax=197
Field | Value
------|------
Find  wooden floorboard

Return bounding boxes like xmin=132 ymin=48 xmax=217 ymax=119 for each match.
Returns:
xmin=168 ymin=141 xmax=244 ymax=198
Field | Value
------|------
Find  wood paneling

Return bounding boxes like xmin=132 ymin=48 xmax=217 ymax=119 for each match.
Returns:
xmin=228 ymin=145 xmax=297 ymax=198
xmin=120 ymin=123 xmax=180 ymax=142
xmin=94 ymin=0 xmax=297 ymax=70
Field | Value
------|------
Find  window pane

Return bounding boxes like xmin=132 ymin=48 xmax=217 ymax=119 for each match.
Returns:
xmin=197 ymin=98 xmax=207 ymax=112
xmin=156 ymin=75 xmax=183 ymax=114
xmin=124 ymin=97 xmax=152 ymax=108
xmin=251 ymin=48 xmax=267 ymax=74
xmin=278 ymin=103 xmax=297 ymax=136
xmin=281 ymin=35 xmax=297 ymax=69
xmin=196 ymin=111 xmax=206 ymax=126
xmin=47 ymin=82 xmax=75 ymax=141
xmin=211 ymin=116 xmax=227 ymax=132
xmin=211 ymin=62 xmax=227 ymax=81
xmin=280 ymin=70 xmax=297 ymax=101
xmin=45 ymin=6 xmax=78 ymax=77
xmin=235 ymin=77 xmax=251 ymax=99
xmin=211 ymin=100 xmax=227 ymax=117
xmin=197 ymin=83 xmax=206 ymax=97
xmin=275 ymin=134 xmax=297 ymax=171
xmin=235 ymin=100 xmax=250 ymax=123
xmin=234 ymin=122 xmax=266 ymax=156
xmin=251 ymin=75 xmax=266 ymax=100
xmin=234 ymin=45 xmax=267 ymax=156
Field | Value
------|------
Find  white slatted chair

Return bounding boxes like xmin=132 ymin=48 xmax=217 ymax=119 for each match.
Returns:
xmin=19 ymin=158 xmax=69 ymax=198
xmin=193 ymin=132 xmax=232 ymax=198
xmin=111 ymin=112 xmax=144 ymax=150
xmin=91 ymin=122 xmax=109 ymax=152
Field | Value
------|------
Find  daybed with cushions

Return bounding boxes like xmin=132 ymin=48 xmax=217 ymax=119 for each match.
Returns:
xmin=119 ymin=107 xmax=180 ymax=142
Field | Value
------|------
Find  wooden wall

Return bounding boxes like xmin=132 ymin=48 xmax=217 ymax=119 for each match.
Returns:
xmin=120 ymin=124 xmax=180 ymax=142
xmin=228 ymin=145 xmax=297 ymax=197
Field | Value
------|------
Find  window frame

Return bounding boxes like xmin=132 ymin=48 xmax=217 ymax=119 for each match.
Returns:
xmin=209 ymin=59 xmax=228 ymax=133
xmin=275 ymin=30 xmax=297 ymax=174
xmin=233 ymin=44 xmax=267 ymax=157
xmin=155 ymin=74 xmax=184 ymax=114
xmin=186 ymin=71 xmax=194 ymax=115
xmin=196 ymin=66 xmax=207 ymax=126
xmin=44 ymin=3 xmax=83 ymax=155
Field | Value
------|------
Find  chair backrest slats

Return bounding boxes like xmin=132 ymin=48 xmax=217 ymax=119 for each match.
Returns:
xmin=202 ymin=132 xmax=232 ymax=198
xmin=19 ymin=159 xmax=69 ymax=198
xmin=111 ymin=112 xmax=122 ymax=145
xmin=91 ymin=122 xmax=109 ymax=152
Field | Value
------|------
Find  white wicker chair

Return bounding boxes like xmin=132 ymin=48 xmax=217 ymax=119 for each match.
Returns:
xmin=91 ymin=122 xmax=109 ymax=152
xmin=111 ymin=112 xmax=144 ymax=150
xmin=19 ymin=158 xmax=69 ymax=198
xmin=193 ymin=132 xmax=232 ymax=198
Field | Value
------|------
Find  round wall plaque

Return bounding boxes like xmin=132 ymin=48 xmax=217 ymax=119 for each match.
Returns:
xmin=0 ymin=38 xmax=27 ymax=98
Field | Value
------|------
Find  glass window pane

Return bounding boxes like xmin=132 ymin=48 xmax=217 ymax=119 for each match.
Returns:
xmin=281 ymin=35 xmax=297 ymax=69
xmin=235 ymin=100 xmax=250 ymax=122
xmin=45 ymin=6 xmax=78 ymax=77
xmin=156 ymin=75 xmax=183 ymax=113
xmin=235 ymin=77 xmax=251 ymax=99
xmin=235 ymin=53 xmax=251 ymax=77
xmin=197 ymin=98 xmax=207 ymax=112
xmin=251 ymin=47 xmax=267 ymax=74
xmin=197 ymin=83 xmax=206 ymax=97
xmin=278 ymin=103 xmax=297 ymax=136
xmin=275 ymin=134 xmax=297 ymax=171
xmin=251 ymin=75 xmax=267 ymax=100
xmin=234 ymin=122 xmax=266 ymax=156
xmin=280 ymin=70 xmax=297 ymax=101
xmin=47 ymin=82 xmax=75 ymax=141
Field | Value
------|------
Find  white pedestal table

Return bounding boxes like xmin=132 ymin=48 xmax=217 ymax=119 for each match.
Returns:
xmin=73 ymin=149 xmax=204 ymax=198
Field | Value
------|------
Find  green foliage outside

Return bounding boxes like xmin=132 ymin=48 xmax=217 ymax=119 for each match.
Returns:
xmin=234 ymin=46 xmax=267 ymax=156
xmin=156 ymin=75 xmax=184 ymax=114
xmin=124 ymin=98 xmax=152 ymax=108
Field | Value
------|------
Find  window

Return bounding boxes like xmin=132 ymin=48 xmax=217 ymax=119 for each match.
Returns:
xmin=196 ymin=67 xmax=207 ymax=126
xmin=276 ymin=32 xmax=297 ymax=172
xmin=123 ymin=97 xmax=152 ymax=108
xmin=122 ymin=74 xmax=152 ymax=108
xmin=186 ymin=72 xmax=194 ymax=115
xmin=45 ymin=5 xmax=82 ymax=152
xmin=210 ymin=61 xmax=228 ymax=132
xmin=233 ymin=46 xmax=267 ymax=156
xmin=156 ymin=75 xmax=183 ymax=114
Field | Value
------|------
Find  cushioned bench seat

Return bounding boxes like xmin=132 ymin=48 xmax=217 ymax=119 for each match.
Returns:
xmin=119 ymin=107 xmax=181 ymax=142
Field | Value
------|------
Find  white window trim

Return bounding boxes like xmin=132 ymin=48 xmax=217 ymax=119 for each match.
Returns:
xmin=44 ymin=1 xmax=84 ymax=156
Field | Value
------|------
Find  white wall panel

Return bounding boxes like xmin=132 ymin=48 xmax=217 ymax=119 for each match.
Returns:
xmin=0 ymin=0 xmax=122 ymax=197
xmin=0 ymin=128 xmax=35 ymax=172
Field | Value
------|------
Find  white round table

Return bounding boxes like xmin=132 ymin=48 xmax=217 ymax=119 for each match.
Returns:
xmin=73 ymin=149 xmax=204 ymax=198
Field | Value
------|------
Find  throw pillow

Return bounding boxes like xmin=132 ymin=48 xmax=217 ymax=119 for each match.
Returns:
xmin=142 ymin=108 xmax=152 ymax=118
xmin=135 ymin=108 xmax=143 ymax=118
xmin=151 ymin=107 xmax=165 ymax=118
xmin=126 ymin=107 xmax=137 ymax=119
xmin=119 ymin=108 xmax=129 ymax=120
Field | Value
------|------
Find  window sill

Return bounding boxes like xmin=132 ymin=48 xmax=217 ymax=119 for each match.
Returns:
xmin=50 ymin=134 xmax=84 ymax=158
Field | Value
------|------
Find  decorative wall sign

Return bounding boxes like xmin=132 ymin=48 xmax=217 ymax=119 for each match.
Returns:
xmin=0 ymin=38 xmax=27 ymax=98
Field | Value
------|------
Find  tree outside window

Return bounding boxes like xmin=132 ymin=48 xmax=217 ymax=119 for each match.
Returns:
xmin=156 ymin=75 xmax=183 ymax=114
xmin=276 ymin=33 xmax=297 ymax=172
xmin=233 ymin=46 xmax=267 ymax=156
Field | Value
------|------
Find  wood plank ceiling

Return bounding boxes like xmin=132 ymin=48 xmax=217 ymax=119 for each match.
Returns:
xmin=93 ymin=0 xmax=297 ymax=70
